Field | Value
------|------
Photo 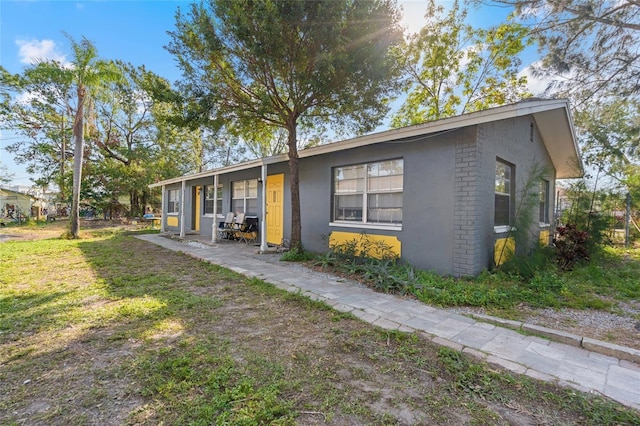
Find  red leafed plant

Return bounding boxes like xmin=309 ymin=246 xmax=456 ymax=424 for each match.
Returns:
xmin=553 ymin=224 xmax=590 ymax=270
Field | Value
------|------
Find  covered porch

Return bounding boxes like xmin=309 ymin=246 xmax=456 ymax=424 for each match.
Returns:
xmin=149 ymin=158 xmax=288 ymax=253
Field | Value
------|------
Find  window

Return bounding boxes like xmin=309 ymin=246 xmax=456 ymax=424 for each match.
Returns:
xmin=168 ymin=189 xmax=179 ymax=214
xmin=333 ymin=159 xmax=403 ymax=225
xmin=232 ymin=179 xmax=258 ymax=215
xmin=204 ymin=184 xmax=223 ymax=215
xmin=539 ymin=179 xmax=549 ymax=224
xmin=494 ymin=159 xmax=513 ymax=227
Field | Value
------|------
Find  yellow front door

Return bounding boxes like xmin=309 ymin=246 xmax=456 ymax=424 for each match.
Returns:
xmin=194 ymin=186 xmax=201 ymax=232
xmin=266 ymin=174 xmax=284 ymax=245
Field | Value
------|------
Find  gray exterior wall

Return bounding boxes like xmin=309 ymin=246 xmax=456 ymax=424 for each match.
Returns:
xmin=453 ymin=128 xmax=482 ymax=276
xmin=297 ymin=115 xmax=555 ymax=276
xmin=298 ymin=128 xmax=468 ymax=275
xmin=161 ymin=113 xmax=557 ymax=277
xmin=476 ymin=115 xmax=556 ymax=271
xmin=163 ymin=167 xmax=265 ymax=235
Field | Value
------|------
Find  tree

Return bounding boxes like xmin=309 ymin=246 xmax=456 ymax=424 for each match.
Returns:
xmin=91 ymin=62 xmax=185 ymax=217
xmin=0 ymin=162 xmax=14 ymax=185
xmin=392 ymin=0 xmax=531 ymax=127
xmin=167 ymin=0 xmax=404 ymax=250
xmin=0 ymin=63 xmax=74 ymax=199
xmin=62 ymin=35 xmax=120 ymax=237
xmin=482 ymin=0 xmax=640 ymax=101
xmin=573 ymin=99 xmax=640 ymax=194
xmin=2 ymin=35 xmax=120 ymax=236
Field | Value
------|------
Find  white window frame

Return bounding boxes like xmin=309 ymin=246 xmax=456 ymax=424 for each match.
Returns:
xmin=231 ymin=179 xmax=258 ymax=215
xmin=167 ymin=189 xmax=180 ymax=215
xmin=539 ymin=179 xmax=550 ymax=226
xmin=204 ymin=184 xmax=223 ymax=216
xmin=494 ymin=159 xmax=513 ymax=232
xmin=331 ymin=158 xmax=403 ymax=231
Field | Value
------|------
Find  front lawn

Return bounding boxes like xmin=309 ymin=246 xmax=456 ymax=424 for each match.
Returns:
xmin=1 ymin=227 xmax=639 ymax=424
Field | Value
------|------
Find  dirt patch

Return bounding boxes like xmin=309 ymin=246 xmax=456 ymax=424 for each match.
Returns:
xmin=0 ymin=219 xmax=145 ymax=242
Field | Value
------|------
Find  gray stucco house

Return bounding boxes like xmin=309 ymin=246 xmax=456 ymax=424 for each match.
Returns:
xmin=150 ymin=98 xmax=583 ymax=277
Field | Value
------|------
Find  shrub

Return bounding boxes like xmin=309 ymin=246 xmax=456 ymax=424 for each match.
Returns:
xmin=279 ymin=247 xmax=314 ymax=262
xmin=553 ymin=224 xmax=590 ymax=270
xmin=499 ymin=244 xmax=556 ymax=279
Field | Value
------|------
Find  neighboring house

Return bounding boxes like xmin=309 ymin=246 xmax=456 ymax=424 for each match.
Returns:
xmin=150 ymin=99 xmax=583 ymax=277
xmin=0 ymin=187 xmax=37 ymax=220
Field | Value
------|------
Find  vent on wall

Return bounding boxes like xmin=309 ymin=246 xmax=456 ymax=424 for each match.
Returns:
xmin=530 ymin=122 xmax=535 ymax=143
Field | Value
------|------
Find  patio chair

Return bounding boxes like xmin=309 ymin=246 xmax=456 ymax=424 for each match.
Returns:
xmin=217 ymin=212 xmax=236 ymax=240
xmin=230 ymin=212 xmax=246 ymax=240
xmin=236 ymin=217 xmax=258 ymax=244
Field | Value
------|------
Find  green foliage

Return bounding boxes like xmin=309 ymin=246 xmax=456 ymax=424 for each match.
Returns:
xmin=279 ymin=247 xmax=313 ymax=262
xmin=554 ymin=224 xmax=590 ymax=271
xmin=0 ymin=162 xmax=14 ymax=184
xmin=316 ymin=233 xmax=418 ymax=294
xmin=574 ymin=100 xmax=640 ymax=191
xmin=437 ymin=346 xmax=640 ymax=424
xmin=167 ymin=0 xmax=404 ymax=249
xmin=496 ymin=0 xmax=640 ymax=101
xmin=2 ymin=230 xmax=640 ymax=424
xmin=438 ymin=347 xmax=505 ymax=397
xmin=495 ymin=161 xmax=550 ymax=272
xmin=499 ymin=244 xmax=556 ymax=279
xmin=137 ymin=345 xmax=294 ymax=425
xmin=559 ymin=180 xmax=633 ymax=248
xmin=392 ymin=0 xmax=531 ymax=126
xmin=0 ymin=43 xmax=199 ymax=220
xmin=317 ymin=231 xmax=640 ymax=312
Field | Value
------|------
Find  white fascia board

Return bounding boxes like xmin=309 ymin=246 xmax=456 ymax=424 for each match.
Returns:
xmin=149 ymin=158 xmax=265 ymax=188
xmin=296 ymin=99 xmax=574 ymax=160
xmin=532 ymin=102 xmax=584 ymax=179
xmin=150 ymin=99 xmax=581 ymax=186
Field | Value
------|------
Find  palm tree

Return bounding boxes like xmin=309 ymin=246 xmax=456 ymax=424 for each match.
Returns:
xmin=64 ymin=34 xmax=119 ymax=238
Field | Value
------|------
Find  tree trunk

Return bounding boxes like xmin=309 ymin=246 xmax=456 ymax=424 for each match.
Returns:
xmin=141 ymin=191 xmax=148 ymax=215
xmin=69 ymin=86 xmax=85 ymax=238
xmin=60 ymin=113 xmax=66 ymax=202
xmin=287 ymin=119 xmax=302 ymax=251
xmin=130 ymin=189 xmax=139 ymax=217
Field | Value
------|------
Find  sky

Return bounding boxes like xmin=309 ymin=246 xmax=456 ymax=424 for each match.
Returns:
xmin=0 ymin=0 xmax=531 ymax=187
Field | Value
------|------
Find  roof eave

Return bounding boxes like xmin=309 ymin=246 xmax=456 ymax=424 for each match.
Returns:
xmin=150 ymin=99 xmax=583 ymax=186
xmin=532 ymin=102 xmax=584 ymax=179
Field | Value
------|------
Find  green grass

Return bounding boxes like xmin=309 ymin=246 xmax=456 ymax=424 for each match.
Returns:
xmin=1 ymin=230 xmax=639 ymax=425
xmin=310 ymin=244 xmax=640 ymax=313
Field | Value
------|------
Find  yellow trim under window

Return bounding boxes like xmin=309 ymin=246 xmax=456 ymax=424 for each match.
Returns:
xmin=494 ymin=237 xmax=515 ymax=266
xmin=329 ymin=231 xmax=401 ymax=259
xmin=539 ymin=229 xmax=550 ymax=246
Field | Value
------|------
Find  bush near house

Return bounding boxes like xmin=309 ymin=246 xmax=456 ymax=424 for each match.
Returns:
xmin=310 ymin=232 xmax=639 ymax=312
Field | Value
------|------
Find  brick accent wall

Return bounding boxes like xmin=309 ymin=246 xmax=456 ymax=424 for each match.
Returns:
xmin=453 ymin=132 xmax=481 ymax=276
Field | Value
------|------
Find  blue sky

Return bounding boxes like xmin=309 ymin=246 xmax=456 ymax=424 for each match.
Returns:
xmin=1 ymin=0 xmax=527 ymax=186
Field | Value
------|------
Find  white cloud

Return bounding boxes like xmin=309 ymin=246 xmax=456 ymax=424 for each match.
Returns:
xmin=519 ymin=61 xmax=553 ymax=96
xmin=398 ymin=1 xmax=460 ymax=36
xmin=399 ymin=1 xmax=428 ymax=36
xmin=519 ymin=60 xmax=578 ymax=98
xmin=16 ymin=39 xmax=67 ymax=65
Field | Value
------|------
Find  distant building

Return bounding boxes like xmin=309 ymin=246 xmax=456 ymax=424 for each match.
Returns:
xmin=0 ymin=187 xmax=36 ymax=220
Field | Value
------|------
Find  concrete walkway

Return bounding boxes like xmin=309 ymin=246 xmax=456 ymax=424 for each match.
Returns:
xmin=137 ymin=234 xmax=640 ymax=411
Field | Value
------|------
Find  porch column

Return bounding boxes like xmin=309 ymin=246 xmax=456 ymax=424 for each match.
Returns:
xmin=260 ymin=164 xmax=268 ymax=252
xmin=179 ymin=180 xmax=186 ymax=238
xmin=160 ymin=184 xmax=166 ymax=233
xmin=212 ymin=174 xmax=219 ymax=243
